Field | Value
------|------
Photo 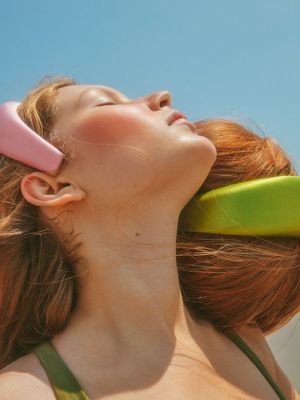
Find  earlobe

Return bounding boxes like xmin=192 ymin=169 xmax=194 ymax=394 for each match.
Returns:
xmin=20 ymin=172 xmax=86 ymax=207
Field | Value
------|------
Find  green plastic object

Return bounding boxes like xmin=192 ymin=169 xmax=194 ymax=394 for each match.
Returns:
xmin=178 ymin=176 xmax=300 ymax=237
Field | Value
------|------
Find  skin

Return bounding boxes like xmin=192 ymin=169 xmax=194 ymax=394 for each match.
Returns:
xmin=0 ymin=85 xmax=297 ymax=399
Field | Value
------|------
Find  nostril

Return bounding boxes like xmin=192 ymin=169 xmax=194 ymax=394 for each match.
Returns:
xmin=157 ymin=90 xmax=172 ymax=108
xmin=147 ymin=90 xmax=172 ymax=110
xmin=160 ymin=99 xmax=169 ymax=108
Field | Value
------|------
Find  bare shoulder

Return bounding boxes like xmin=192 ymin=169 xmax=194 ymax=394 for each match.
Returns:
xmin=235 ymin=326 xmax=298 ymax=400
xmin=275 ymin=365 xmax=300 ymax=400
xmin=0 ymin=352 xmax=55 ymax=400
xmin=294 ymin=388 xmax=300 ymax=400
xmin=262 ymin=337 xmax=299 ymax=400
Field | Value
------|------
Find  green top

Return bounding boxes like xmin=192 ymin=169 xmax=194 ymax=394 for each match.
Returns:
xmin=34 ymin=341 xmax=90 ymax=400
xmin=224 ymin=330 xmax=287 ymax=400
xmin=34 ymin=331 xmax=288 ymax=400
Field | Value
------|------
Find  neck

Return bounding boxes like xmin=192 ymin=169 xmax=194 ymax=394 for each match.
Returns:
xmin=54 ymin=194 xmax=205 ymax=362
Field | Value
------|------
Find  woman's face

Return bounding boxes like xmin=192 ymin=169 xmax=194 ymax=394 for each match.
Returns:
xmin=53 ymin=84 xmax=217 ymax=211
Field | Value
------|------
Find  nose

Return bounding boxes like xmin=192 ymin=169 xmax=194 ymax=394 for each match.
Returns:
xmin=140 ymin=90 xmax=172 ymax=111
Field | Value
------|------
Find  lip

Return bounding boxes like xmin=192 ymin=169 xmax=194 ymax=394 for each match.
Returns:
xmin=167 ymin=111 xmax=196 ymax=134
xmin=167 ymin=110 xmax=197 ymax=133
xmin=173 ymin=119 xmax=197 ymax=133
xmin=167 ymin=110 xmax=188 ymax=126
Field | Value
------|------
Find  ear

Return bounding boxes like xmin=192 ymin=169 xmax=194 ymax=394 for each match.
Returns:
xmin=20 ymin=171 xmax=87 ymax=207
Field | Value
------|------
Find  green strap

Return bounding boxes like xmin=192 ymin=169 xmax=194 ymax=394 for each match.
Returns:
xmin=34 ymin=335 xmax=287 ymax=400
xmin=225 ymin=330 xmax=287 ymax=400
xmin=34 ymin=341 xmax=90 ymax=400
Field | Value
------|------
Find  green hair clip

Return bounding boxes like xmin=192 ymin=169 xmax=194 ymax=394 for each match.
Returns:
xmin=178 ymin=176 xmax=300 ymax=238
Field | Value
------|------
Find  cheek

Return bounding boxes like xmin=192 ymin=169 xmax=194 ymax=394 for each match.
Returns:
xmin=67 ymin=110 xmax=160 ymax=201
xmin=70 ymin=109 xmax=149 ymax=145
xmin=66 ymin=112 xmax=161 ymax=207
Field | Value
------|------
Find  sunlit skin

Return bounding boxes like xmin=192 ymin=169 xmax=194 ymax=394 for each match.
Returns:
xmin=14 ymin=85 xmax=293 ymax=399
xmin=19 ymin=84 xmax=220 ymax=394
xmin=50 ymin=85 xmax=217 ymax=212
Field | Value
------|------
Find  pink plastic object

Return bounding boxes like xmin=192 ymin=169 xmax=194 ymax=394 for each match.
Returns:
xmin=0 ymin=101 xmax=64 ymax=174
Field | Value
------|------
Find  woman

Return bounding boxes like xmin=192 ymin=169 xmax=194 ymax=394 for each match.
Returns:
xmin=0 ymin=77 xmax=298 ymax=399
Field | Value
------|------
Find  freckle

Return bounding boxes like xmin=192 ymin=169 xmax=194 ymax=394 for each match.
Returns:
xmin=135 ymin=232 xmax=140 ymax=236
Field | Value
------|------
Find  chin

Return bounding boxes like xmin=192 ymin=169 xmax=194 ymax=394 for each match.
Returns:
xmin=191 ymin=136 xmax=217 ymax=172
xmin=200 ymin=136 xmax=217 ymax=162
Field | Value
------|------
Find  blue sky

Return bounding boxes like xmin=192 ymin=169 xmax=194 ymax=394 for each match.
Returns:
xmin=1 ymin=0 xmax=300 ymax=169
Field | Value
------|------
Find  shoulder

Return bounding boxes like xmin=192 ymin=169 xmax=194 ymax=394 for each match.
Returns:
xmin=294 ymin=388 xmax=300 ymax=400
xmin=275 ymin=365 xmax=300 ymax=400
xmin=0 ymin=352 xmax=55 ymax=400
xmin=237 ymin=326 xmax=299 ymax=400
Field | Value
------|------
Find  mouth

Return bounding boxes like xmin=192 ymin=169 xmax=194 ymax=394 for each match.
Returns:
xmin=167 ymin=110 xmax=197 ymax=133
xmin=167 ymin=111 xmax=188 ymax=126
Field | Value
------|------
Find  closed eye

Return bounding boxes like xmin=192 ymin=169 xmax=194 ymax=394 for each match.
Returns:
xmin=95 ymin=102 xmax=115 ymax=107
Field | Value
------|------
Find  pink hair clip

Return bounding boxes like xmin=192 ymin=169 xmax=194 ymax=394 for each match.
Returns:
xmin=0 ymin=101 xmax=64 ymax=174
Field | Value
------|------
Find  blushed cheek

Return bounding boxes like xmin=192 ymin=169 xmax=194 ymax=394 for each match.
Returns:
xmin=69 ymin=112 xmax=144 ymax=145
xmin=66 ymin=111 xmax=159 ymax=208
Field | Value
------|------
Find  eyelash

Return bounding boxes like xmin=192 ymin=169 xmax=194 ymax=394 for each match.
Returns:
xmin=95 ymin=102 xmax=115 ymax=107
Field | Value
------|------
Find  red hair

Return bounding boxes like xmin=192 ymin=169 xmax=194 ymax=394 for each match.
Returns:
xmin=177 ymin=119 xmax=300 ymax=335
